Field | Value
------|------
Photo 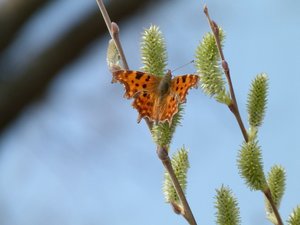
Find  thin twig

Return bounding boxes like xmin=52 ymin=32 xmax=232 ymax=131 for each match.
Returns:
xmin=157 ymin=147 xmax=197 ymax=225
xmin=203 ymin=5 xmax=284 ymax=225
xmin=264 ymin=188 xmax=284 ymax=225
xmin=96 ymin=1 xmax=196 ymax=224
xmin=96 ymin=0 xmax=129 ymax=69
xmin=203 ymin=5 xmax=248 ymax=142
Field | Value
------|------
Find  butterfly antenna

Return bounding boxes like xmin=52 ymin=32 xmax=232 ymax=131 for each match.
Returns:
xmin=171 ymin=60 xmax=195 ymax=73
xmin=200 ymin=0 xmax=206 ymax=6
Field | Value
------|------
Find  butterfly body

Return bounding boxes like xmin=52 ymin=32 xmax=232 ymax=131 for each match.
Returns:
xmin=157 ymin=70 xmax=172 ymax=97
xmin=112 ymin=69 xmax=199 ymax=125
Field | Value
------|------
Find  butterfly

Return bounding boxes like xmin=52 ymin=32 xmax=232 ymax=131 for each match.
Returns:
xmin=112 ymin=69 xmax=199 ymax=125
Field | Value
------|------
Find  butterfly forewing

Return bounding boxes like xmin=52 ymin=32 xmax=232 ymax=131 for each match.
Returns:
xmin=171 ymin=75 xmax=199 ymax=103
xmin=112 ymin=70 xmax=159 ymax=98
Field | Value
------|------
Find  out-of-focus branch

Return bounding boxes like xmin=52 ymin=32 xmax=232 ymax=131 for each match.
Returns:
xmin=0 ymin=0 xmax=159 ymax=133
xmin=0 ymin=0 xmax=49 ymax=53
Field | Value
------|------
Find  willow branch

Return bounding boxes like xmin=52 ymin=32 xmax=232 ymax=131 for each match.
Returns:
xmin=157 ymin=147 xmax=197 ymax=225
xmin=203 ymin=5 xmax=248 ymax=142
xmin=96 ymin=0 xmax=152 ymax=129
xmin=203 ymin=5 xmax=283 ymax=225
xmin=96 ymin=2 xmax=196 ymax=224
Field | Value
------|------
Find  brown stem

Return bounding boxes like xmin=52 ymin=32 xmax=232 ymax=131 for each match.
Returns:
xmin=96 ymin=1 xmax=196 ymax=224
xmin=264 ymin=188 xmax=284 ymax=225
xmin=157 ymin=147 xmax=197 ymax=225
xmin=203 ymin=5 xmax=248 ymax=142
xmin=229 ymin=103 xmax=249 ymax=142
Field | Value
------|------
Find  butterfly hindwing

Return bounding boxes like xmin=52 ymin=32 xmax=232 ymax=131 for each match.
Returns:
xmin=158 ymin=94 xmax=179 ymax=125
xmin=112 ymin=70 xmax=159 ymax=98
xmin=132 ymin=91 xmax=155 ymax=123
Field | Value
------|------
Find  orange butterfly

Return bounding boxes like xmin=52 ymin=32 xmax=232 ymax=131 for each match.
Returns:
xmin=112 ymin=69 xmax=199 ymax=125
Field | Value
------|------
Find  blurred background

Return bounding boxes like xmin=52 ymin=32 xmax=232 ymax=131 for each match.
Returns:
xmin=0 ymin=0 xmax=299 ymax=224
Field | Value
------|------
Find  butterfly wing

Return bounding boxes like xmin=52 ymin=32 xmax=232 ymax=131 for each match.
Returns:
xmin=112 ymin=70 xmax=199 ymax=125
xmin=112 ymin=70 xmax=159 ymax=98
xmin=157 ymin=94 xmax=179 ymax=125
xmin=170 ymin=75 xmax=199 ymax=103
xmin=133 ymin=92 xmax=179 ymax=125
xmin=132 ymin=92 xmax=155 ymax=123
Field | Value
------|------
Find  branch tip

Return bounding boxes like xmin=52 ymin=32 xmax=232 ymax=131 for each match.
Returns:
xmin=203 ymin=4 xmax=208 ymax=14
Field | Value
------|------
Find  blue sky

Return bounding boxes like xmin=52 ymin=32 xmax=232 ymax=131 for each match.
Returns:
xmin=0 ymin=1 xmax=299 ymax=225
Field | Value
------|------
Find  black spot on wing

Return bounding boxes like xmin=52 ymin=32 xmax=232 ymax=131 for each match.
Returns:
xmin=182 ymin=76 xmax=186 ymax=83
xmin=135 ymin=72 xmax=144 ymax=80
